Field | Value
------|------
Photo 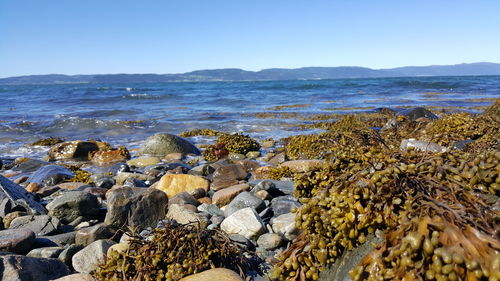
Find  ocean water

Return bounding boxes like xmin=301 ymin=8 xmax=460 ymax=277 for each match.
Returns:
xmin=1 ymin=76 xmax=499 ymax=158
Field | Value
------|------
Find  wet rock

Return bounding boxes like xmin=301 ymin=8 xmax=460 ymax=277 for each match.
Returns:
xmin=48 ymin=141 xmax=100 ymax=161
xmin=123 ymin=177 xmax=147 ymax=187
xmin=72 ymin=239 xmax=116 ymax=274
xmin=257 ymin=233 xmax=283 ymax=250
xmin=221 ymin=207 xmax=265 ymax=240
xmin=271 ymin=196 xmax=301 ymax=217
xmin=26 ymin=165 xmax=75 ymax=187
xmin=271 ymin=212 xmax=300 ymax=241
xmin=400 ymin=138 xmax=448 ymax=153
xmin=403 ymin=107 xmax=439 ymax=121
xmin=0 ymin=228 xmax=35 ymax=254
xmin=52 ymin=273 xmax=96 ymax=281
xmin=279 ymin=160 xmax=325 ymax=173
xmin=178 ymin=268 xmax=244 ymax=281
xmin=94 ymin=176 xmax=115 ymax=189
xmin=166 ymin=204 xmax=208 ymax=227
xmin=155 ymin=174 xmax=209 ymax=198
xmin=212 ymin=183 xmax=250 ymax=207
xmin=169 ymin=192 xmax=200 ymax=207
xmin=11 ymin=159 xmax=47 ymax=173
xmin=46 ymin=191 xmax=100 ymax=224
xmin=90 ymin=146 xmax=130 ymax=166
xmin=250 ymin=180 xmax=287 ymax=197
xmin=127 ymin=156 xmax=161 ymax=167
xmin=252 ymin=166 xmax=274 ymax=180
xmin=163 ymin=152 xmax=184 ymax=162
xmin=104 ymin=187 xmax=168 ymax=232
xmin=10 ymin=215 xmax=61 ymax=236
xmin=27 ymin=246 xmax=64 ymax=258
xmin=246 ymin=151 xmax=261 ymax=159
xmin=37 ymin=185 xmax=62 ymax=197
xmin=75 ymin=223 xmax=113 ymax=246
xmin=117 ymin=163 xmax=130 ymax=173
xmin=211 ymin=164 xmax=248 ymax=191
xmin=223 ymin=191 xmax=266 ymax=217
xmin=228 ymin=153 xmax=246 ymax=161
xmin=0 ymin=254 xmax=70 ymax=281
xmin=140 ymin=133 xmax=201 ymax=156
xmin=0 ymin=175 xmax=47 ymax=215
xmin=115 ymin=172 xmax=154 ymax=185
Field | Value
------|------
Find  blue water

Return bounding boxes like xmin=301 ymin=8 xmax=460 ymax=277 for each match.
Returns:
xmin=1 ymin=76 xmax=499 ymax=157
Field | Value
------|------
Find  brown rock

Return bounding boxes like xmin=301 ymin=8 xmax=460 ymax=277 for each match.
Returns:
xmin=179 ymin=268 xmax=244 ymax=281
xmin=26 ymin=182 xmax=40 ymax=193
xmin=155 ymin=174 xmax=209 ymax=198
xmin=252 ymin=166 xmax=274 ymax=180
xmin=212 ymin=164 xmax=248 ymax=182
xmin=75 ymin=223 xmax=113 ymax=246
xmin=126 ymin=156 xmax=160 ymax=167
xmin=198 ymin=197 xmax=212 ymax=204
xmin=269 ymin=152 xmax=286 ymax=166
xmin=0 ymin=228 xmax=35 ymax=254
xmin=56 ymin=182 xmax=87 ymax=190
xmin=211 ymin=177 xmax=239 ymax=191
xmin=3 ymin=211 xmax=27 ymax=228
xmin=91 ymin=146 xmax=130 ymax=166
xmin=234 ymin=160 xmax=261 ymax=173
xmin=279 ymin=160 xmax=325 ymax=173
xmin=13 ymin=176 xmax=28 ymax=185
xmin=163 ymin=152 xmax=183 ymax=162
xmin=48 ymin=141 xmax=100 ymax=161
xmin=212 ymin=184 xmax=250 ymax=207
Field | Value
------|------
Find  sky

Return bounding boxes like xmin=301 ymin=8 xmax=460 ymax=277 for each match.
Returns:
xmin=1 ymin=0 xmax=499 ymax=78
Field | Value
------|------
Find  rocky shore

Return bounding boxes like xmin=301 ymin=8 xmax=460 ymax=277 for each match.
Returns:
xmin=0 ymin=101 xmax=498 ymax=281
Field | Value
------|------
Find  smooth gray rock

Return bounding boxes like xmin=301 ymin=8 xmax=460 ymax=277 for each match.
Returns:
xmin=140 ymin=133 xmax=200 ymax=156
xmin=26 ymin=165 xmax=74 ymax=186
xmin=257 ymin=233 xmax=283 ymax=250
xmin=0 ymin=228 xmax=35 ymax=254
xmin=271 ymin=196 xmax=301 ymax=217
xmin=46 ymin=191 xmax=100 ymax=224
xmin=72 ymin=239 xmax=116 ymax=274
xmin=58 ymin=244 xmax=83 ymax=269
xmin=75 ymin=223 xmax=113 ymax=246
xmin=223 ymin=191 xmax=266 ymax=217
xmin=9 ymin=215 xmax=61 ymax=236
xmin=197 ymin=203 xmax=224 ymax=217
xmin=271 ymin=212 xmax=300 ymax=241
xmin=0 ymin=175 xmax=47 ymax=215
xmin=40 ymin=231 xmax=76 ymax=246
xmin=249 ymin=180 xmax=294 ymax=195
xmin=27 ymin=246 xmax=64 ymax=258
xmin=221 ymin=207 xmax=265 ymax=240
xmin=400 ymin=138 xmax=448 ymax=153
xmin=166 ymin=204 xmax=208 ymax=227
xmin=0 ymin=254 xmax=70 ymax=281
xmin=403 ymin=107 xmax=439 ymax=121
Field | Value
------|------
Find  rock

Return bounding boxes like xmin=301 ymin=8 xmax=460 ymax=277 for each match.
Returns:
xmin=257 ymin=233 xmax=282 ymax=250
xmin=271 ymin=212 xmax=300 ymax=241
xmin=400 ymin=138 xmax=448 ymax=153
xmin=252 ymin=166 xmax=274 ymax=180
xmin=188 ymin=187 xmax=206 ymax=199
xmin=198 ymin=197 xmax=212 ymax=204
xmin=48 ymin=141 xmax=100 ymax=161
xmin=56 ymin=182 xmax=88 ymax=190
xmin=223 ymin=191 xmax=266 ymax=217
xmin=279 ymin=160 xmax=325 ymax=173
xmin=255 ymin=190 xmax=271 ymax=200
xmin=163 ymin=152 xmax=184 ymax=162
xmin=2 ymin=211 xmax=26 ymax=228
xmin=261 ymin=140 xmax=275 ymax=148
xmin=93 ymin=176 xmax=115 ymax=189
xmin=179 ymin=268 xmax=244 ymax=281
xmin=271 ymin=196 xmax=301 ymax=217
xmin=0 ymin=175 xmax=47 ymax=215
xmin=26 ymin=182 xmax=41 ymax=192
xmin=140 ymin=133 xmax=201 ymax=156
xmin=115 ymin=172 xmax=154 ymax=185
xmin=212 ymin=184 xmax=250 ymax=207
xmin=211 ymin=164 xmax=248 ymax=191
xmin=250 ymin=180 xmax=287 ymax=197
xmin=10 ymin=215 xmax=61 ymax=236
xmin=234 ymin=160 xmax=261 ymax=173
xmin=319 ymin=236 xmax=382 ymax=281
xmin=269 ymin=152 xmax=286 ymax=166
xmin=51 ymin=273 xmax=96 ymax=281
xmin=228 ymin=153 xmax=246 ymax=161
xmin=37 ymin=185 xmax=62 ymax=197
xmin=26 ymin=165 xmax=74 ymax=187
xmin=90 ymin=146 xmax=130 ymax=166
xmin=58 ymin=244 xmax=83 ymax=268
xmin=0 ymin=228 xmax=35 ymax=254
xmin=39 ymin=231 xmax=76 ymax=246
xmin=403 ymin=107 xmax=439 ymax=121
xmin=27 ymin=246 xmax=64 ymax=258
xmin=197 ymin=203 xmax=224 ymax=217
xmin=210 ymin=177 xmax=239 ymax=191
xmin=169 ymin=192 xmax=200 ymax=207
xmin=246 ymin=151 xmax=261 ymax=159
xmin=0 ymin=254 xmax=70 ymax=281
xmin=11 ymin=159 xmax=47 ymax=173
xmin=166 ymin=204 xmax=208 ymax=227
xmin=104 ymin=187 xmax=168 ymax=232
xmin=127 ymin=156 xmax=161 ymax=167
xmin=249 ymin=180 xmax=294 ymax=195
xmin=107 ymin=242 xmax=129 ymax=256
xmin=228 ymin=233 xmax=254 ymax=250
xmin=72 ymin=239 xmax=116 ymax=273
xmin=453 ymin=139 xmax=476 ymax=150
xmin=75 ymin=223 xmax=113 ymax=246
xmin=221 ymin=208 xmax=265 ymax=240
xmin=155 ymin=174 xmax=209 ymax=198
xmin=46 ymin=191 xmax=100 ymax=224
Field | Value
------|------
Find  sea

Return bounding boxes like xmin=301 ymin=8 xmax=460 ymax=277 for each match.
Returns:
xmin=1 ymin=75 xmax=499 ymax=159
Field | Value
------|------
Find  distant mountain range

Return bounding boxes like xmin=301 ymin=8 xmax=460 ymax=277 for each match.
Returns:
xmin=1 ymin=62 xmax=500 ymax=85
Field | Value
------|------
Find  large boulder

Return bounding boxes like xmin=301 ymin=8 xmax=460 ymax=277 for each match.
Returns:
xmin=221 ymin=207 xmax=265 ymax=240
xmin=179 ymin=268 xmax=244 ymax=281
xmin=46 ymin=191 xmax=100 ymax=224
xmin=155 ymin=174 xmax=209 ymax=198
xmin=72 ymin=239 xmax=116 ymax=274
xmin=48 ymin=141 xmax=100 ymax=161
xmin=104 ymin=187 xmax=168 ymax=232
xmin=0 ymin=254 xmax=70 ymax=281
xmin=0 ymin=228 xmax=35 ymax=254
xmin=140 ymin=133 xmax=200 ymax=156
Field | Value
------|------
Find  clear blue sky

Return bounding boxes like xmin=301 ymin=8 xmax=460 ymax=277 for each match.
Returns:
xmin=1 ymin=0 xmax=499 ymax=77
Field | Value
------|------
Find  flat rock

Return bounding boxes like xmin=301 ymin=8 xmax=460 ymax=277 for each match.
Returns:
xmin=39 ymin=231 xmax=76 ymax=246
xmin=221 ymin=207 xmax=265 ymax=240
xmin=223 ymin=191 xmax=266 ymax=217
xmin=72 ymin=239 xmax=116 ymax=274
xmin=26 ymin=165 xmax=75 ymax=186
xmin=0 ymin=175 xmax=47 ymax=215
xmin=0 ymin=228 xmax=35 ymax=254
xmin=179 ymin=268 xmax=244 ymax=281
xmin=400 ymin=138 xmax=448 ymax=153
xmin=256 ymin=233 xmax=283 ymax=250
xmin=46 ymin=191 xmax=100 ymax=224
xmin=10 ymin=215 xmax=61 ymax=236
xmin=279 ymin=160 xmax=325 ymax=173
xmin=166 ymin=204 xmax=208 ymax=227
xmin=155 ymin=174 xmax=209 ymax=198
xmin=271 ymin=212 xmax=300 ymax=241
xmin=140 ymin=133 xmax=201 ymax=156
xmin=212 ymin=183 xmax=249 ymax=207
xmin=0 ymin=254 xmax=70 ymax=281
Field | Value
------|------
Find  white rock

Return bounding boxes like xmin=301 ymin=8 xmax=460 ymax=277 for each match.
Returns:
xmin=400 ymin=138 xmax=448 ymax=153
xmin=72 ymin=239 xmax=116 ymax=274
xmin=271 ymin=212 xmax=300 ymax=241
xmin=221 ymin=207 xmax=265 ymax=240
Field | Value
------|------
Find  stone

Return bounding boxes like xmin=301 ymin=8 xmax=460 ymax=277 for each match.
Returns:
xmin=72 ymin=239 xmax=116 ymax=274
xmin=104 ymin=187 xmax=168 ymax=232
xmin=93 ymin=176 xmax=115 ymax=189
xmin=2 ymin=211 xmax=26 ymax=228
xmin=46 ymin=191 xmax=100 ymax=224
xmin=155 ymin=174 xmax=209 ymax=198
xmin=163 ymin=152 xmax=183 ymax=162
xmin=403 ymin=107 xmax=439 ymax=121
xmin=250 ymin=180 xmax=286 ymax=197
xmin=51 ymin=273 xmax=96 ymax=281
xmin=246 ymin=151 xmax=261 ymax=159
xmin=48 ymin=141 xmax=100 ymax=161
xmin=106 ymin=242 xmax=129 ymax=256
xmin=252 ymin=166 xmax=274 ymax=180
xmin=271 ymin=196 xmax=301 ymax=217
xmin=279 ymin=160 xmax=325 ymax=173
xmin=212 ymin=183 xmax=250 ymax=207
xmin=0 ymin=175 xmax=47 ymax=215
xmin=197 ymin=203 xmax=224 ymax=217
xmin=211 ymin=164 xmax=248 ymax=190
xmin=255 ymin=190 xmax=271 ymax=200
xmin=179 ymin=268 xmax=244 ymax=281
xmin=10 ymin=215 xmax=61 ymax=236
xmin=58 ymin=244 xmax=83 ymax=268
xmin=210 ymin=178 xmax=239 ymax=191
xmin=223 ymin=191 xmax=266 ymax=217
xmin=271 ymin=212 xmax=300 ymax=241
xmin=268 ymin=152 xmax=286 ymax=166
xmin=126 ymin=156 xmax=161 ymax=167
xmin=228 ymin=153 xmax=246 ymax=161
xmin=11 ymin=159 xmax=48 ymax=173
xmin=26 ymin=182 xmax=41 ymax=192
xmin=221 ymin=208 xmax=265 ymax=240
xmin=261 ymin=140 xmax=275 ymax=148
xmin=228 ymin=233 xmax=254 ymax=250
xmin=400 ymin=138 xmax=448 ymax=153
xmin=75 ymin=223 xmax=113 ymax=246
xmin=27 ymin=246 xmax=64 ymax=258
xmin=0 ymin=228 xmax=35 ymax=254
xmin=257 ymin=233 xmax=283 ymax=250
xmin=37 ymin=185 xmax=62 ymax=197
xmin=166 ymin=204 xmax=208 ymax=227
xmin=90 ymin=146 xmax=130 ymax=166
xmin=26 ymin=165 xmax=74 ymax=187
xmin=0 ymin=254 xmax=70 ymax=281
xmin=57 ymin=182 xmax=88 ymax=190
xmin=234 ymin=160 xmax=261 ymax=173
xmin=39 ymin=231 xmax=76 ymax=246
xmin=140 ymin=133 xmax=201 ymax=156
xmin=115 ymin=172 xmax=154 ymax=185
xmin=188 ymin=187 xmax=206 ymax=199
xmin=250 ymin=179 xmax=294 ymax=195
xmin=169 ymin=192 xmax=200 ymax=207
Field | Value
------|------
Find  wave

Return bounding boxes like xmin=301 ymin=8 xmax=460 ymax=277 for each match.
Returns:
xmin=391 ymin=80 xmax=465 ymax=89
xmin=121 ymin=93 xmax=174 ymax=100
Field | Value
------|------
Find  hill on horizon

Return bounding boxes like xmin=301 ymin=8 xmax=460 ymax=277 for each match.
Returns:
xmin=1 ymin=62 xmax=500 ymax=85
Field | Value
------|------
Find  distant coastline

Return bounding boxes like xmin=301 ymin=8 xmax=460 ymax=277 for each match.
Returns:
xmin=1 ymin=62 xmax=500 ymax=85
